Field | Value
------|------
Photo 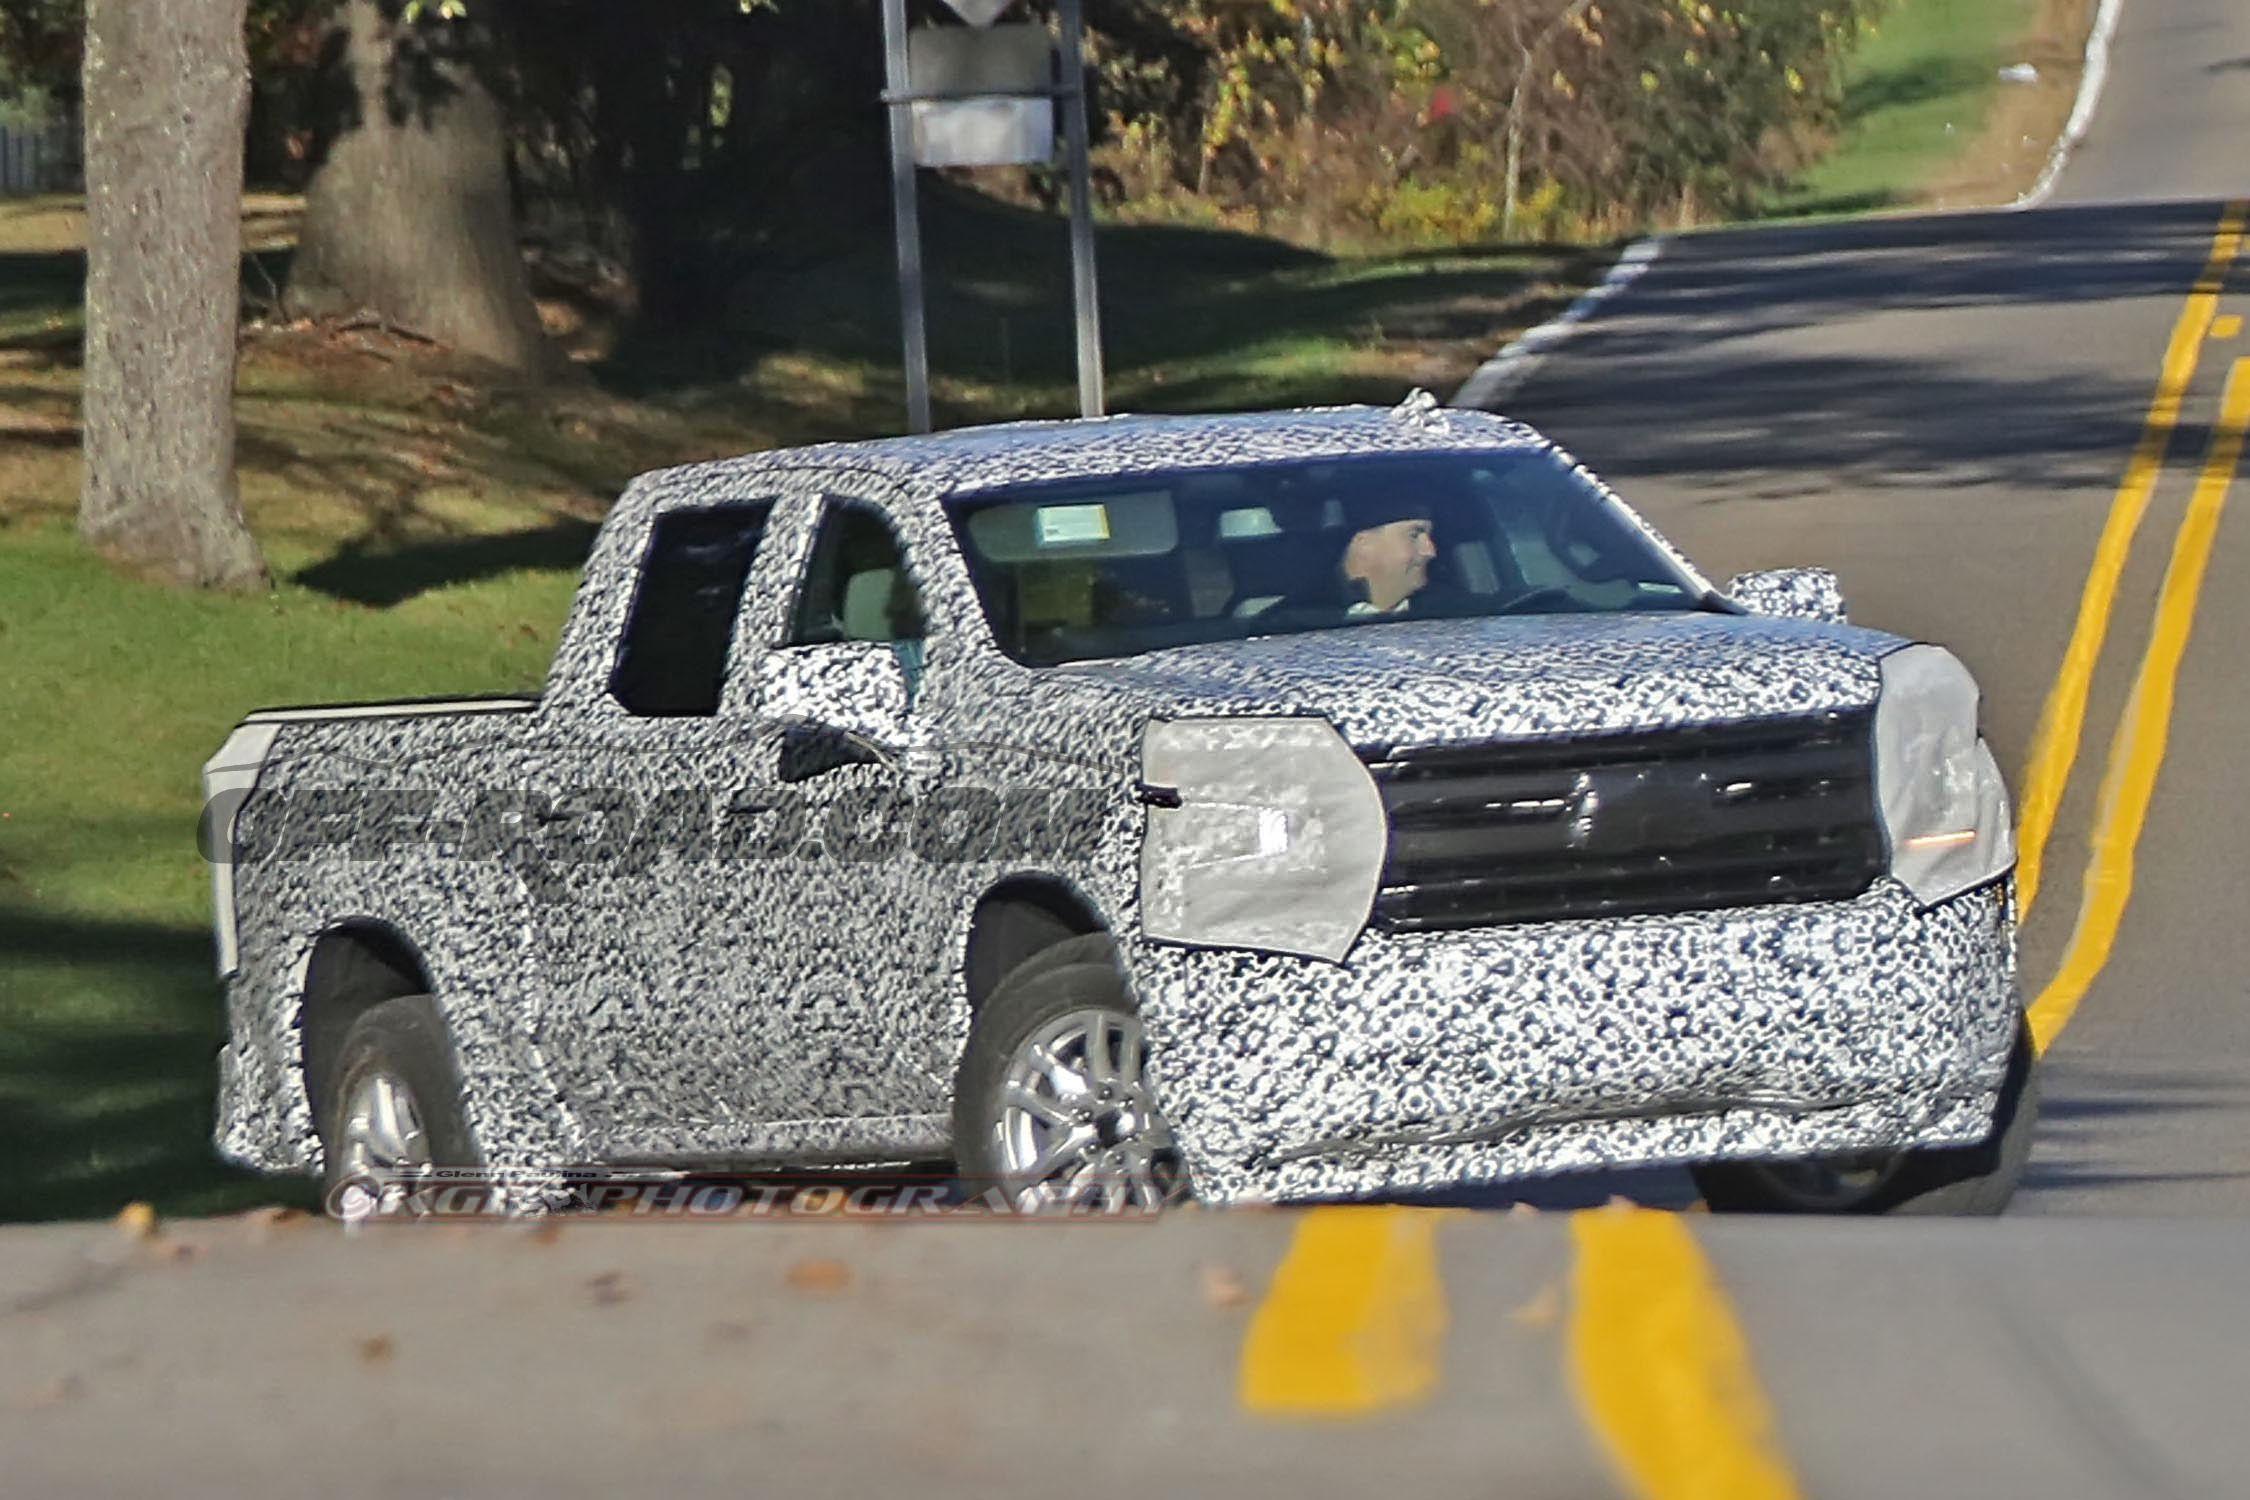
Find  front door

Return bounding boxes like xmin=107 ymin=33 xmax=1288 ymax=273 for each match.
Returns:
xmin=525 ymin=494 xmax=786 ymax=1160
xmin=727 ymin=494 xmax=960 ymax=1131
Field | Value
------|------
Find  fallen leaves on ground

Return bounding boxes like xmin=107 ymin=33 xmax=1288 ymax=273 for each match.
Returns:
xmin=20 ymin=1375 xmax=86 ymax=1408
xmin=1509 ymin=1281 xmax=1563 ymax=1329
xmin=785 ymin=1258 xmax=853 ymax=1296
xmin=1200 ymin=1263 xmax=1252 ymax=1309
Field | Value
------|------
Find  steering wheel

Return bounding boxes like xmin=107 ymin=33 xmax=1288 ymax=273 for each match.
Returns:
xmin=1493 ymin=585 xmax=1577 ymax=615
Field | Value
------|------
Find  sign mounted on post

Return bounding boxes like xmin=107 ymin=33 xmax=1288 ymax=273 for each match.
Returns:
xmin=908 ymin=23 xmax=1054 ymax=168
xmin=934 ymin=0 xmax=1020 ymax=26
xmin=880 ymin=0 xmax=1105 ymax=435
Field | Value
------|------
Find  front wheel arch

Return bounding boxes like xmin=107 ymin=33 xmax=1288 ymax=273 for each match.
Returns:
xmin=960 ymin=877 xmax=1111 ymax=1015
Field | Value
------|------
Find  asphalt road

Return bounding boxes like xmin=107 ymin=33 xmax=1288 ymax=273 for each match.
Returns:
xmin=7 ymin=1207 xmax=2248 ymax=1498
xmin=1490 ymin=0 xmax=2250 ymax=1216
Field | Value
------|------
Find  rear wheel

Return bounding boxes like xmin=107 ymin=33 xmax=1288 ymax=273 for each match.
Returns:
xmin=954 ymin=939 xmax=1189 ymax=1212
xmin=1692 ymin=1017 xmax=2040 ymax=1216
xmin=316 ymin=993 xmax=480 ymax=1220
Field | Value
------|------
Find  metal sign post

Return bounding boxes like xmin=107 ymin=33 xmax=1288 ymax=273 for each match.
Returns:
xmin=881 ymin=0 xmax=933 ymax=434
xmin=1057 ymin=0 xmax=1105 ymax=418
xmin=879 ymin=0 xmax=1107 ymax=434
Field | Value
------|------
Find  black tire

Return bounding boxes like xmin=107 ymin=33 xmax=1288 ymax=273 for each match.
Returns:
xmin=316 ymin=993 xmax=480 ymax=1219
xmin=1693 ymin=1017 xmax=2040 ymax=1216
xmin=952 ymin=936 xmax=1188 ymax=1206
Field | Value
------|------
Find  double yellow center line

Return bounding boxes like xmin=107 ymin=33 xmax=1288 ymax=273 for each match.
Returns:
xmin=2014 ymin=202 xmax=2247 ymax=920
xmin=1239 ymin=1206 xmax=1804 ymax=1497
xmin=2018 ymin=201 xmax=2250 ymax=1050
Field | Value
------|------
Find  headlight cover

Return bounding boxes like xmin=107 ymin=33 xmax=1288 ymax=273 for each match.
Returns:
xmin=1874 ymin=645 xmax=2015 ymax=906
xmin=1138 ymin=717 xmax=1387 ymax=962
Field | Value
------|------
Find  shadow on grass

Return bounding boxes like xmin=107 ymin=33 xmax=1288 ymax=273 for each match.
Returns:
xmin=0 ymin=906 xmax=310 ymax=1224
xmin=291 ymin=519 xmax=599 ymax=606
xmin=1765 ymin=189 xmax=1905 ymax=220
xmin=0 ymin=248 xmax=81 ymax=311
xmin=1836 ymin=55 xmax=1994 ymax=126
xmin=596 ymin=180 xmax=1595 ymax=408
xmin=0 ymin=245 xmax=284 ymax=351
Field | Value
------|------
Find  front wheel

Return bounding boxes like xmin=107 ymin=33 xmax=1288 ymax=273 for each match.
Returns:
xmin=1692 ymin=1017 xmax=2040 ymax=1216
xmin=953 ymin=939 xmax=1189 ymax=1212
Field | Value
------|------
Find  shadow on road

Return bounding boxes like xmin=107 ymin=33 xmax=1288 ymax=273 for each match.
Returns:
xmin=1503 ymin=199 xmax=2243 ymax=505
xmin=2019 ymin=1052 xmax=2250 ymax=1203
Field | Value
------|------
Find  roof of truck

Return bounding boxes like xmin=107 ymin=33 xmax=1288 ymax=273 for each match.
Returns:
xmin=624 ymin=398 xmax=1552 ymax=514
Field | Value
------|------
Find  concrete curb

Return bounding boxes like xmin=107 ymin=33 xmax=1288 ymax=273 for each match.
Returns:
xmin=2016 ymin=0 xmax=2125 ymax=208
xmin=1451 ymin=237 xmax=1664 ymax=411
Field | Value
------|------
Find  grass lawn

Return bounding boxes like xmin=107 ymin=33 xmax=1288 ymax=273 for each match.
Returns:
xmin=0 ymin=188 xmax=1597 ymax=1222
xmin=1768 ymin=0 xmax=2042 ymax=217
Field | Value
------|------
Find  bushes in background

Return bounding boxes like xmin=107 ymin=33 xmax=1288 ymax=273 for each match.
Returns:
xmin=1087 ymin=0 xmax=1877 ymax=245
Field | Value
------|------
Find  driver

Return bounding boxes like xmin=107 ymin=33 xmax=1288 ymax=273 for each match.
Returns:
xmin=1278 ymin=490 xmax=1449 ymax=611
xmin=1338 ymin=494 xmax=1438 ymax=614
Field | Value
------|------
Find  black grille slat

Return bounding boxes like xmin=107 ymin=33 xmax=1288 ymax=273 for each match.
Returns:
xmin=1388 ymin=779 xmax=1870 ymax=866
xmin=1387 ymin=827 xmax=1874 ymax=889
xmin=1362 ymin=711 xmax=1883 ymax=931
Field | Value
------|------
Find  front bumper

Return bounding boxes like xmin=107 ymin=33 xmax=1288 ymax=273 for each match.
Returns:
xmin=1130 ymin=876 xmax=2018 ymax=1204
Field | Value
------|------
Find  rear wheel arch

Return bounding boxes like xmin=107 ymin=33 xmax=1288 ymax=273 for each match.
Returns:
xmin=298 ymin=920 xmax=436 ymax=1125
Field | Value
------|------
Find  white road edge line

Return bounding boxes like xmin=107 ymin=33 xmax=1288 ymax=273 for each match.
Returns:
xmin=1451 ymin=238 xmax=1664 ymax=411
xmin=1455 ymin=0 xmax=2120 ymax=407
xmin=2016 ymin=0 xmax=2125 ymax=209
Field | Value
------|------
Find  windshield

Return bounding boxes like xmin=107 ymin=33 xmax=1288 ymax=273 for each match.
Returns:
xmin=946 ymin=449 xmax=1712 ymax=666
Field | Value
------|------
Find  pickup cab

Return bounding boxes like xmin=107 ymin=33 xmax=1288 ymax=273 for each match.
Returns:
xmin=204 ymin=399 xmax=2034 ymax=1215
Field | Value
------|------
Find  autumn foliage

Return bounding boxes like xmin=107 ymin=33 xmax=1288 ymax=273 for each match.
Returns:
xmin=1088 ymin=0 xmax=1878 ymax=245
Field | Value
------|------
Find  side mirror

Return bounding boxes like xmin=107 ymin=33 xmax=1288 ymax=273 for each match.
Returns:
xmin=756 ymin=642 xmax=910 ymax=746
xmin=1726 ymin=567 xmax=1848 ymax=625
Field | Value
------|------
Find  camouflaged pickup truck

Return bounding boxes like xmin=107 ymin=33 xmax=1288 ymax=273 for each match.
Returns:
xmin=204 ymin=399 xmax=2034 ymax=1216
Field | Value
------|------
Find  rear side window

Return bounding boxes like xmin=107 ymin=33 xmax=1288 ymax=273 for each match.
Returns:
xmin=611 ymin=501 xmax=775 ymax=717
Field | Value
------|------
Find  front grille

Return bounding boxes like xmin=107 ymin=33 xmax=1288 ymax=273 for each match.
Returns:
xmin=1361 ymin=710 xmax=1883 ymax=931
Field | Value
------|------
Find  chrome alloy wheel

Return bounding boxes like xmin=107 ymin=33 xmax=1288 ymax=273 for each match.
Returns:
xmin=333 ymin=1066 xmax=433 ymax=1220
xmin=1740 ymin=1150 xmax=1905 ymax=1211
xmin=994 ymin=1008 xmax=1186 ymax=1211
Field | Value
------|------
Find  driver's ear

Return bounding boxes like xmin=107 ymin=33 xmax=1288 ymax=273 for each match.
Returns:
xmin=1341 ymin=530 xmax=1369 ymax=576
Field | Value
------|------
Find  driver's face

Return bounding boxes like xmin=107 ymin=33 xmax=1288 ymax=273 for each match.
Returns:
xmin=1345 ymin=518 xmax=1437 ymax=610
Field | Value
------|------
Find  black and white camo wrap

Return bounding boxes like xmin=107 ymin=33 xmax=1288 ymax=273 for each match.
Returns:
xmin=1727 ymin=566 xmax=1851 ymax=626
xmin=212 ymin=404 xmax=2019 ymax=1204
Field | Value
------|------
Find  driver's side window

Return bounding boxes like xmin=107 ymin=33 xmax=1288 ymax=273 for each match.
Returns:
xmin=788 ymin=499 xmax=929 ymax=693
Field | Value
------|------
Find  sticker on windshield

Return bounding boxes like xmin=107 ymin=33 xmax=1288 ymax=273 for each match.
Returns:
xmin=1035 ymin=504 xmax=1112 ymax=546
xmin=1219 ymin=507 xmax=1281 ymax=540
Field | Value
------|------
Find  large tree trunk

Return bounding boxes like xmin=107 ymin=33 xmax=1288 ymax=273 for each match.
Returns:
xmin=289 ymin=0 xmax=555 ymax=377
xmin=79 ymin=0 xmax=267 ymax=590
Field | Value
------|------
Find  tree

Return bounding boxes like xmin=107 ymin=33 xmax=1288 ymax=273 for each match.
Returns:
xmin=287 ymin=0 xmax=557 ymax=376
xmin=78 ymin=0 xmax=267 ymax=589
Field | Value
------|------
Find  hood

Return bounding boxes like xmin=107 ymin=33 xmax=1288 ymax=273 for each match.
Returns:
xmin=1055 ymin=612 xmax=1899 ymax=748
